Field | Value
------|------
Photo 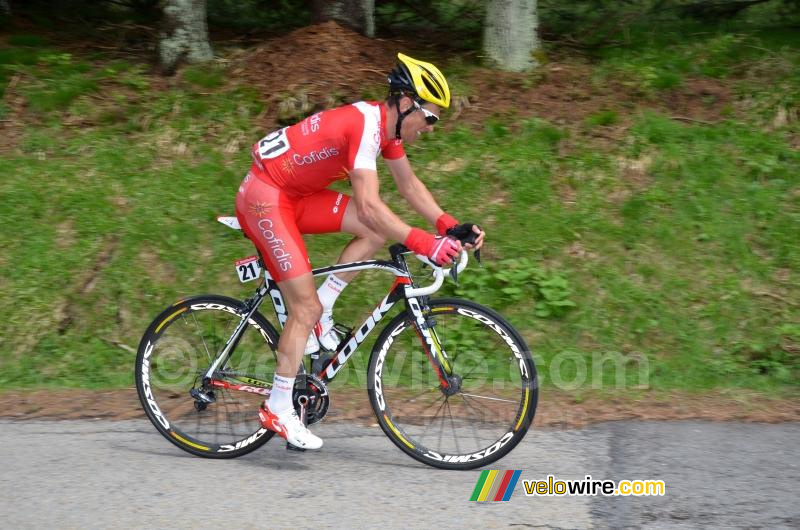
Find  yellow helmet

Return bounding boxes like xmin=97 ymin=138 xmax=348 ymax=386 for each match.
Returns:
xmin=388 ymin=52 xmax=451 ymax=109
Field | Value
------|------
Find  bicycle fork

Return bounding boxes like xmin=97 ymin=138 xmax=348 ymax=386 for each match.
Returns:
xmin=406 ymin=297 xmax=457 ymax=394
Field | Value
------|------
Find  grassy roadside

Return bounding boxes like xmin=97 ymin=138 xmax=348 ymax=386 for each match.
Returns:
xmin=0 ymin=23 xmax=797 ymax=397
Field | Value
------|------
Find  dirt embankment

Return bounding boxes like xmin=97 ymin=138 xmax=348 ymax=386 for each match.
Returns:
xmin=227 ymin=21 xmax=732 ymax=132
xmin=2 ymin=388 xmax=797 ymax=427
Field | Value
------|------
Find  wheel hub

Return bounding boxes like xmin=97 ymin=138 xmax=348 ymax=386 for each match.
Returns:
xmin=441 ymin=374 xmax=463 ymax=396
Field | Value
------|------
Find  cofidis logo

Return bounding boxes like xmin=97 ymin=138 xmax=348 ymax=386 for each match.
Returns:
xmin=470 ymin=470 xmax=522 ymax=502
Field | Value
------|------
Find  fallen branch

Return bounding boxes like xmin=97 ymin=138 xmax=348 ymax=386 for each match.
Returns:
xmin=752 ymin=291 xmax=799 ymax=307
xmin=358 ymin=68 xmax=386 ymax=76
xmin=670 ymin=115 xmax=716 ymax=125
xmin=100 ymin=337 xmax=137 ymax=355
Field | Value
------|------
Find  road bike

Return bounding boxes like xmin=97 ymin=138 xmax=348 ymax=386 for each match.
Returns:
xmin=135 ymin=216 xmax=538 ymax=470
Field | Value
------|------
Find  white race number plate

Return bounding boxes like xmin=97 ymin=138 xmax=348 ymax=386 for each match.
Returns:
xmin=235 ymin=255 xmax=262 ymax=283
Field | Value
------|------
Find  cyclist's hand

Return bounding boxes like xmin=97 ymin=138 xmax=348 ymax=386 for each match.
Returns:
xmin=404 ymin=228 xmax=462 ymax=266
xmin=429 ymin=235 xmax=461 ymax=266
xmin=447 ymin=223 xmax=484 ymax=250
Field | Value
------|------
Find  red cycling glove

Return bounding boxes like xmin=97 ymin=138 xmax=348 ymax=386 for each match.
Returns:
xmin=404 ymin=228 xmax=460 ymax=266
xmin=435 ymin=212 xmax=459 ymax=236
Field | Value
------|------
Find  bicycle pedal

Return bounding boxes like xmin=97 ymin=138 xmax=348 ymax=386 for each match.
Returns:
xmin=286 ymin=442 xmax=306 ymax=452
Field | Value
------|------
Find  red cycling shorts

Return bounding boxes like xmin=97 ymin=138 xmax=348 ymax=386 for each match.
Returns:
xmin=235 ymin=171 xmax=350 ymax=282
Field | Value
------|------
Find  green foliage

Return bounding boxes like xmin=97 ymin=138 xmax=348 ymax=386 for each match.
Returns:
xmin=444 ymin=258 xmax=576 ymax=319
xmin=182 ymin=65 xmax=225 ymax=89
xmin=586 ymin=110 xmax=619 ymax=127
xmin=18 ymin=53 xmax=100 ymax=113
xmin=105 ymin=63 xmax=150 ymax=91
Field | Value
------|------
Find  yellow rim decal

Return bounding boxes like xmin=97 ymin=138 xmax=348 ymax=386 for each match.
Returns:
xmin=384 ymin=415 xmax=414 ymax=449
xmin=170 ymin=431 xmax=209 ymax=451
xmin=155 ymin=308 xmax=187 ymax=334
xmin=515 ymin=388 xmax=530 ymax=431
xmin=431 ymin=307 xmax=454 ymax=313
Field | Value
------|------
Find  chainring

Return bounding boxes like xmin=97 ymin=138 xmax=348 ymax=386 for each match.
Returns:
xmin=292 ymin=374 xmax=330 ymax=425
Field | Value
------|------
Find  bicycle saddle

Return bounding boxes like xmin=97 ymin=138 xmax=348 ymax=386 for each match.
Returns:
xmin=217 ymin=216 xmax=242 ymax=230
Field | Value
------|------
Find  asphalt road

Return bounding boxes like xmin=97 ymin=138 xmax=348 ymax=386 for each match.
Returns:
xmin=1 ymin=419 xmax=798 ymax=529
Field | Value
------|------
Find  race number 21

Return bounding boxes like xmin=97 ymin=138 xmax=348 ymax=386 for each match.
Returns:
xmin=235 ymin=256 xmax=262 ymax=283
xmin=257 ymin=128 xmax=290 ymax=159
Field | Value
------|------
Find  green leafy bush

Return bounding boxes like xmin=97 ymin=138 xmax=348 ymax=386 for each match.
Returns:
xmin=446 ymin=258 xmax=576 ymax=318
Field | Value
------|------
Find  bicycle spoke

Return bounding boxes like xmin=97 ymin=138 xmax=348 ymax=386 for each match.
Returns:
xmin=437 ymin=400 xmax=446 ymax=455
xmin=419 ymin=393 xmax=448 ymax=442
xmin=460 ymin=362 xmax=486 ymax=382
xmin=460 ymin=393 xmax=485 ymax=449
xmin=459 ymin=393 xmax=518 ymax=404
xmin=190 ymin=312 xmax=214 ymax=363
xmin=446 ymin=398 xmax=461 ymax=456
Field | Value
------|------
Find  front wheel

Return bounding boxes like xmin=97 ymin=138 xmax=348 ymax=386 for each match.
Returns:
xmin=367 ymin=298 xmax=538 ymax=470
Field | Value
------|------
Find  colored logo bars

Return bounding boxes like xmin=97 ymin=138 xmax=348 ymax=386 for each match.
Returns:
xmin=470 ymin=470 xmax=522 ymax=502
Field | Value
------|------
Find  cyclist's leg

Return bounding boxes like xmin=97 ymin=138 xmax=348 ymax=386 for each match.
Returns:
xmin=295 ymin=189 xmax=385 ymax=284
xmin=235 ymin=173 xmax=324 ymax=448
xmin=336 ymin=201 xmax=387 ymax=283
xmin=272 ymin=273 xmax=322 ymax=376
xmin=235 ymin=172 xmax=323 ymax=376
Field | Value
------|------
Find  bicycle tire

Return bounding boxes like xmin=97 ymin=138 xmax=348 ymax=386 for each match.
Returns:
xmin=136 ymin=294 xmax=280 ymax=458
xmin=367 ymin=298 xmax=538 ymax=470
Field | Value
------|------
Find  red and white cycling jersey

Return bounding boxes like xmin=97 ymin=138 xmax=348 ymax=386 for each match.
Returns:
xmin=250 ymin=101 xmax=405 ymax=197
xmin=235 ymin=101 xmax=405 ymax=281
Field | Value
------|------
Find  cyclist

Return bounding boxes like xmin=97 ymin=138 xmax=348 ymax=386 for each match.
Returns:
xmin=235 ymin=53 xmax=484 ymax=449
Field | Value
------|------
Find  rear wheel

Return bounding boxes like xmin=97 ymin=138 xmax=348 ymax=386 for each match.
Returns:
xmin=367 ymin=298 xmax=538 ymax=470
xmin=135 ymin=295 xmax=279 ymax=458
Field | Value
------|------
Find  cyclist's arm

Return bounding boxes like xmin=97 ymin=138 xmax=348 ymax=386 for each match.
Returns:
xmin=349 ymin=167 xmax=414 ymax=242
xmin=384 ymin=156 xmax=446 ymax=226
xmin=385 ymin=155 xmax=485 ymax=251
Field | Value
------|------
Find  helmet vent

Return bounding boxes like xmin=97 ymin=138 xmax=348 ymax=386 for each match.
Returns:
xmin=422 ymin=76 xmax=441 ymax=98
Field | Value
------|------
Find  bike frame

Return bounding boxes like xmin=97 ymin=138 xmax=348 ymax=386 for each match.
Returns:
xmin=203 ymin=248 xmax=459 ymax=396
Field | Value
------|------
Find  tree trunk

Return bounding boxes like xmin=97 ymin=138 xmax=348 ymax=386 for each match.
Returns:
xmin=483 ymin=0 xmax=540 ymax=72
xmin=159 ymin=0 xmax=214 ymax=75
xmin=312 ymin=0 xmax=375 ymax=38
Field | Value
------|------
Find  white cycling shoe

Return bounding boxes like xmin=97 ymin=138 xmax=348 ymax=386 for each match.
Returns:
xmin=258 ymin=403 xmax=323 ymax=450
xmin=304 ymin=312 xmax=341 ymax=355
